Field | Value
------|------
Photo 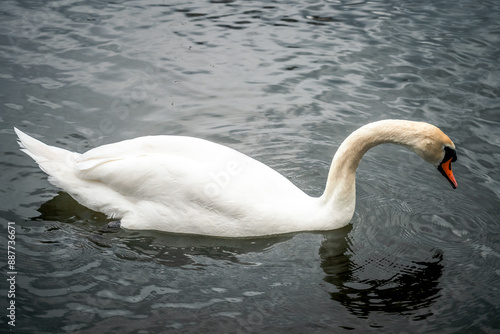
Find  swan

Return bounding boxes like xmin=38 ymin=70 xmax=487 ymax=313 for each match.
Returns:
xmin=14 ymin=120 xmax=457 ymax=237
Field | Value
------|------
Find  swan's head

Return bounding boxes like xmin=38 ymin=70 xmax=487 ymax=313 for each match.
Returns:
xmin=406 ymin=122 xmax=458 ymax=189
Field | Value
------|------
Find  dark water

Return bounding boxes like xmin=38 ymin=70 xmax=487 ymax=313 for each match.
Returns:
xmin=1 ymin=0 xmax=500 ymax=332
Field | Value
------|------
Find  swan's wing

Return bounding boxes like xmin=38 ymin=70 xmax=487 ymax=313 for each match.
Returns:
xmin=74 ymin=135 xmax=304 ymax=207
xmin=77 ymin=154 xmax=201 ymax=200
xmin=75 ymin=136 xmax=233 ymax=200
xmin=76 ymin=135 xmax=220 ymax=171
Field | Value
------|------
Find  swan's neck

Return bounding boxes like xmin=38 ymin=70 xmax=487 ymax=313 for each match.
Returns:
xmin=321 ymin=120 xmax=423 ymax=211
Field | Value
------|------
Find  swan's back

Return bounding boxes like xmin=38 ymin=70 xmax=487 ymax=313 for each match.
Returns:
xmin=76 ymin=135 xmax=303 ymax=200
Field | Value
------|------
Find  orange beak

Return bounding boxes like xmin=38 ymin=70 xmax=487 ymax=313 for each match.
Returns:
xmin=437 ymin=158 xmax=457 ymax=189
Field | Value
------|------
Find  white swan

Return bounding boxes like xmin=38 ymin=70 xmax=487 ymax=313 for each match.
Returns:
xmin=14 ymin=120 xmax=457 ymax=237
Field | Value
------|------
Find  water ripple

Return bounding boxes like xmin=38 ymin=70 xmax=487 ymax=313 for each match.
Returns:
xmin=2 ymin=0 xmax=500 ymax=332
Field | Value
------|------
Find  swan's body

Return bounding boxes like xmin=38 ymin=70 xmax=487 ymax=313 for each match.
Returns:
xmin=15 ymin=120 xmax=457 ymax=237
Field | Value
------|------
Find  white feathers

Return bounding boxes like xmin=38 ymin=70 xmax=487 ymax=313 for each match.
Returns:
xmin=14 ymin=120 xmax=456 ymax=237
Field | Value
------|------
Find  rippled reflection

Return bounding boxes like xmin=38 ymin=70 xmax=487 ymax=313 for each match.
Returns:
xmin=320 ymin=237 xmax=443 ymax=319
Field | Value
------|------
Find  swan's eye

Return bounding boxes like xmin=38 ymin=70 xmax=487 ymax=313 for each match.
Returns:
xmin=443 ymin=146 xmax=457 ymax=163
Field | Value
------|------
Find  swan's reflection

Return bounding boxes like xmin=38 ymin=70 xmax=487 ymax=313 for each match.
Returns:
xmin=319 ymin=228 xmax=443 ymax=318
xmin=36 ymin=192 xmax=443 ymax=318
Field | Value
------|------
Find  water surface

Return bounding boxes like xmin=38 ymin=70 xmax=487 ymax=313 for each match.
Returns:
xmin=1 ymin=0 xmax=499 ymax=332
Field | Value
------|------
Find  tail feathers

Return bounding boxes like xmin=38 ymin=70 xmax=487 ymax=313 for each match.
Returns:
xmin=14 ymin=127 xmax=78 ymax=176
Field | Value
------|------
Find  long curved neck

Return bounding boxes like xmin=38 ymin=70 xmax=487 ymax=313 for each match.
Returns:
xmin=321 ymin=120 xmax=423 ymax=206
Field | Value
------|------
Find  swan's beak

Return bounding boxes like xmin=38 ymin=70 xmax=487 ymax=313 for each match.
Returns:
xmin=437 ymin=158 xmax=457 ymax=189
